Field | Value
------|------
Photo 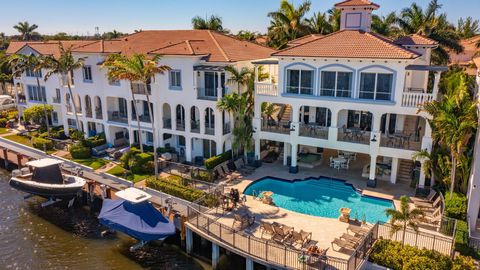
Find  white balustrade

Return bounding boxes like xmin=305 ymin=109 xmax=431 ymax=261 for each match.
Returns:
xmin=255 ymin=82 xmax=278 ymax=96
xmin=401 ymin=92 xmax=434 ymax=108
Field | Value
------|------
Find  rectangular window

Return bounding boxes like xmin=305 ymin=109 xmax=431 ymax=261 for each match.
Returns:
xmin=26 ymin=68 xmax=42 ymax=78
xmin=359 ymin=73 xmax=393 ymax=101
xmin=83 ymin=66 xmax=93 ymax=82
xmin=108 ymin=79 xmax=120 ymax=86
xmin=52 ymin=111 xmax=58 ymax=123
xmin=320 ymin=71 xmax=336 ymax=96
xmin=27 ymin=85 xmax=46 ymax=102
xmin=286 ymin=69 xmax=313 ymax=95
xmin=336 ymin=72 xmax=352 ymax=97
xmin=146 ymin=132 xmax=153 ymax=143
xmin=320 ymin=71 xmax=352 ymax=97
xmin=67 ymin=118 xmax=77 ymax=127
xmin=169 ymin=70 xmax=182 ymax=89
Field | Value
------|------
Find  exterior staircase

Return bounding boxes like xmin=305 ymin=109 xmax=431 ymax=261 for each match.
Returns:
xmin=397 ymin=159 xmax=414 ymax=183
xmin=279 ymin=105 xmax=292 ymax=123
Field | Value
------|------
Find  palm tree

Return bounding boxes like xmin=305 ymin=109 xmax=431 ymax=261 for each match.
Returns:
xmin=8 ymin=54 xmax=51 ymax=136
xmin=236 ymin=30 xmax=258 ymax=41
xmin=261 ymin=102 xmax=279 ymax=123
xmin=327 ymin=8 xmax=341 ymax=32
xmin=397 ymin=0 xmax=462 ymax=64
xmin=43 ymin=44 xmax=86 ymax=134
xmin=372 ymin=12 xmax=400 ymax=37
xmin=421 ymin=74 xmax=477 ymax=198
xmin=385 ymin=196 xmax=424 ymax=245
xmin=13 ymin=21 xmax=39 ymax=41
xmin=191 ymin=15 xmax=224 ymax=32
xmin=306 ymin=12 xmax=332 ymax=35
xmin=102 ymin=54 xmax=170 ymax=179
xmin=457 ymin=17 xmax=479 ymax=39
xmin=102 ymin=30 xmax=124 ymax=40
xmin=224 ymin=66 xmax=251 ymax=94
xmin=267 ymin=0 xmax=311 ymax=48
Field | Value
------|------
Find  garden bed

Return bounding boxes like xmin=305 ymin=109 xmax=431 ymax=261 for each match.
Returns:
xmin=106 ymin=165 xmax=149 ymax=183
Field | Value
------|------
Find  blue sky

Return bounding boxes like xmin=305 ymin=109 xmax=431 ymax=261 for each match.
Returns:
xmin=1 ymin=0 xmax=479 ymax=36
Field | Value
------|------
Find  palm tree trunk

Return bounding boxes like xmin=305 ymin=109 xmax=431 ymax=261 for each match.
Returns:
xmin=144 ymin=84 xmax=158 ymax=179
xmin=37 ymin=77 xmax=50 ymax=137
xmin=66 ymin=82 xmax=81 ymax=134
xmin=130 ymin=90 xmax=144 ymax=153
xmin=450 ymin=155 xmax=457 ymax=199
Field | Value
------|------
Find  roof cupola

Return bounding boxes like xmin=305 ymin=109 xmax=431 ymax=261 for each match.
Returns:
xmin=334 ymin=0 xmax=380 ymax=32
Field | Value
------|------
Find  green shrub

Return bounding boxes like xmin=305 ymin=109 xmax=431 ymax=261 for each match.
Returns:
xmin=84 ymin=136 xmax=106 ymax=148
xmin=0 ymin=118 xmax=8 ymax=128
xmin=204 ymin=150 xmax=232 ymax=170
xmin=444 ymin=192 xmax=467 ymax=220
xmin=131 ymin=152 xmax=154 ymax=174
xmin=120 ymin=147 xmax=141 ymax=169
xmin=7 ymin=110 xmax=18 ymax=121
xmin=156 ymin=147 xmax=167 ymax=154
xmin=453 ymin=255 xmax=477 ymax=270
xmin=32 ymin=137 xmax=53 ymax=150
xmin=68 ymin=128 xmax=85 ymax=141
xmin=69 ymin=144 xmax=91 ymax=159
xmin=146 ymin=177 xmax=205 ymax=202
xmin=192 ymin=170 xmax=214 ymax=182
xmin=161 ymin=175 xmax=183 ymax=185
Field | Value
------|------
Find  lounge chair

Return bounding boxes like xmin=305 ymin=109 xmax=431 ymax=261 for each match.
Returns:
xmin=414 ymin=195 xmax=441 ymax=209
xmin=411 ymin=190 xmax=437 ymax=204
xmin=221 ymin=162 xmax=240 ymax=177
xmin=215 ymin=166 xmax=237 ymax=182
xmin=421 ymin=207 xmax=441 ymax=223
xmin=232 ymin=213 xmax=255 ymax=229
xmin=272 ymin=223 xmax=292 ymax=242
xmin=240 ymin=157 xmax=256 ymax=171
xmin=260 ymin=222 xmax=275 ymax=238
xmin=340 ymin=233 xmax=361 ymax=244
xmin=331 ymin=238 xmax=356 ymax=250
xmin=287 ymin=229 xmax=312 ymax=247
xmin=234 ymin=159 xmax=254 ymax=175
xmin=347 ymin=225 xmax=369 ymax=235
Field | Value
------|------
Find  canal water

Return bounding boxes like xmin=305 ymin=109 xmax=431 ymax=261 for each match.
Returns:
xmin=0 ymin=169 xmax=207 ymax=270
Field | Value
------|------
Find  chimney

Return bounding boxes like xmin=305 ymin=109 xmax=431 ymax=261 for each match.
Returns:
xmin=334 ymin=0 xmax=380 ymax=32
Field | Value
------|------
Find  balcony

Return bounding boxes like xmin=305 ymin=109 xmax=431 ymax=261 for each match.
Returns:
xmin=52 ymin=97 xmax=61 ymax=103
xmin=401 ymin=89 xmax=434 ymax=108
xmin=197 ymin=88 xmax=218 ymax=101
xmin=163 ymin=118 xmax=172 ymax=129
xmin=261 ymin=119 xmax=291 ymax=134
xmin=380 ymin=133 xmax=422 ymax=151
xmin=299 ymin=123 xmax=328 ymax=140
xmin=191 ymin=120 xmax=200 ymax=133
xmin=176 ymin=120 xmax=185 ymax=131
xmin=85 ymin=108 xmax=93 ymax=118
xmin=338 ymin=128 xmax=370 ymax=145
xmin=255 ymin=82 xmax=278 ymax=96
xmin=205 ymin=126 xmax=215 ymax=135
xmin=95 ymin=108 xmax=103 ymax=119
xmin=108 ymin=111 xmax=128 ymax=124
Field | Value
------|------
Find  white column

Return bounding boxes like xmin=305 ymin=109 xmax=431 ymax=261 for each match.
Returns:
xmin=185 ymin=228 xmax=193 ymax=254
xmin=216 ymin=71 xmax=222 ymax=100
xmin=254 ymin=138 xmax=260 ymax=160
xmin=212 ymin=243 xmax=220 ymax=270
xmin=185 ymin=137 xmax=192 ymax=162
xmin=369 ymin=155 xmax=377 ymax=181
xmin=432 ymin=71 xmax=441 ymax=97
xmin=185 ymin=106 xmax=191 ymax=133
xmin=104 ymin=125 xmax=112 ymax=145
xmin=200 ymin=108 xmax=205 ymax=135
xmin=215 ymin=139 xmax=222 ymax=156
xmin=290 ymin=143 xmax=298 ymax=173
xmin=390 ymin=157 xmax=399 ymax=184
xmin=246 ymin=258 xmax=254 ymax=270
xmin=418 ymin=161 xmax=426 ymax=188
xmin=283 ymin=143 xmax=289 ymax=166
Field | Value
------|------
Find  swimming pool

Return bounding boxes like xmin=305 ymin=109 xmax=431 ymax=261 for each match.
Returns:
xmin=243 ymin=177 xmax=393 ymax=223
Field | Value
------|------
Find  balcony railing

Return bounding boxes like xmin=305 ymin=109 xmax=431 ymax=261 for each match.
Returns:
xmin=95 ymin=108 xmax=103 ymax=119
xmin=337 ymin=128 xmax=370 ymax=145
xmin=163 ymin=118 xmax=172 ymax=129
xmin=108 ymin=111 xmax=128 ymax=124
xmin=52 ymin=97 xmax=61 ymax=103
xmin=191 ymin=120 xmax=200 ymax=133
xmin=255 ymin=82 xmax=278 ymax=96
xmin=85 ymin=109 xmax=93 ymax=118
xmin=299 ymin=123 xmax=328 ymax=140
xmin=131 ymin=82 xmax=151 ymax=95
xmin=261 ymin=119 xmax=291 ymax=134
xmin=205 ymin=126 xmax=215 ymax=135
xmin=176 ymin=120 xmax=185 ymax=131
xmin=197 ymin=88 xmax=218 ymax=101
xmin=380 ymin=133 xmax=421 ymax=151
xmin=401 ymin=91 xmax=434 ymax=108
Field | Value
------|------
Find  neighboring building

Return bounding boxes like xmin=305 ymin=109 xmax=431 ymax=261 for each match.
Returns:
xmin=449 ymin=35 xmax=480 ymax=75
xmin=467 ymin=56 xmax=480 ymax=239
xmin=252 ymin=0 xmax=446 ymax=187
xmin=7 ymin=30 xmax=274 ymax=162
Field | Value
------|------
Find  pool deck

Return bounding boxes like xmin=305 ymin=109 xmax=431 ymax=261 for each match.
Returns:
xmin=211 ymin=160 xmax=446 ymax=259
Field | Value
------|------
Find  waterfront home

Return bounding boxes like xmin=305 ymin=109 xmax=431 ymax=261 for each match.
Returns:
xmin=7 ymin=30 xmax=274 ymax=163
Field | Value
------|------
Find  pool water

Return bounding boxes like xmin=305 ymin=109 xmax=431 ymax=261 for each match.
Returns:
xmin=244 ymin=177 xmax=393 ymax=223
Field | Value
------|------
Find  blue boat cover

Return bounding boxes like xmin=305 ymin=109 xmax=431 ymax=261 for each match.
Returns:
xmin=98 ymin=199 xmax=176 ymax=242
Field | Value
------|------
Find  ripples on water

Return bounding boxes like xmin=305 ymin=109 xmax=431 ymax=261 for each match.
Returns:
xmin=0 ymin=169 xmax=205 ymax=270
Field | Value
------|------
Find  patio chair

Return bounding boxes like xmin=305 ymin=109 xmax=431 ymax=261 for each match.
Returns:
xmin=341 ymin=159 xmax=350 ymax=169
xmin=287 ymin=229 xmax=312 ymax=247
xmin=331 ymin=238 xmax=356 ymax=250
xmin=347 ymin=225 xmax=369 ymax=236
xmin=414 ymin=195 xmax=441 ymax=209
xmin=272 ymin=223 xmax=292 ymax=242
xmin=221 ymin=162 xmax=241 ymax=178
xmin=241 ymin=157 xmax=256 ymax=171
xmin=411 ymin=190 xmax=437 ymax=204
xmin=260 ymin=222 xmax=275 ymax=238
xmin=234 ymin=159 xmax=253 ymax=175
xmin=232 ymin=213 xmax=255 ymax=229
xmin=329 ymin=157 xmax=334 ymax=167
xmin=340 ymin=233 xmax=361 ymax=244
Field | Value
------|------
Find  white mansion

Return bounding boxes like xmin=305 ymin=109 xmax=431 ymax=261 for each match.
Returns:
xmin=8 ymin=0 xmax=446 ymax=187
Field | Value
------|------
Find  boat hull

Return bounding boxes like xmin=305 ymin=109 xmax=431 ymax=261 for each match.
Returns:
xmin=9 ymin=177 xmax=85 ymax=200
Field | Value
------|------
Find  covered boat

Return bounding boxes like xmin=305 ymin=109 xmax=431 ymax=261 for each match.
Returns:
xmin=98 ymin=188 xmax=176 ymax=249
xmin=9 ymin=158 xmax=86 ymax=200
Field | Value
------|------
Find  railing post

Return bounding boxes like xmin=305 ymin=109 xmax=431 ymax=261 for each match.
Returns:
xmin=284 ymin=246 xmax=287 ymax=267
xmin=248 ymin=235 xmax=251 ymax=253
xmin=265 ymin=240 xmax=268 ymax=261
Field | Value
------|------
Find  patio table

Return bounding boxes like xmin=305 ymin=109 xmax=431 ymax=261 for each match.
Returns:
xmin=332 ymin=157 xmax=346 ymax=170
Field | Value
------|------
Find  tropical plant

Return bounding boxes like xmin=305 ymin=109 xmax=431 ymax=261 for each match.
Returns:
xmin=372 ymin=12 xmax=400 ymax=37
xmin=236 ymin=30 xmax=258 ymax=41
xmin=385 ymin=196 xmax=424 ymax=245
xmin=396 ymin=0 xmax=463 ymax=64
xmin=22 ymin=104 xmax=53 ymax=124
xmin=43 ymin=44 xmax=86 ymax=133
xmin=457 ymin=17 xmax=479 ymax=39
xmin=306 ymin=12 xmax=332 ymax=35
xmin=421 ymin=73 xmax=477 ymax=197
xmin=261 ymin=102 xmax=279 ymax=123
xmin=13 ymin=21 xmax=39 ymax=40
xmin=191 ymin=15 xmax=224 ymax=32
xmin=102 ymin=30 xmax=124 ymax=40
xmin=224 ymin=66 xmax=251 ymax=94
xmin=102 ymin=53 xmax=170 ymax=178
xmin=327 ymin=8 xmax=341 ymax=33
xmin=8 ymin=53 xmax=51 ymax=136
xmin=267 ymin=0 xmax=311 ymax=49
xmin=412 ymin=149 xmax=433 ymax=179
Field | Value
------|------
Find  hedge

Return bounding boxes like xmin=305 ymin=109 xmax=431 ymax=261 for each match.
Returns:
xmin=146 ymin=177 xmax=205 ymax=202
xmin=32 ymin=137 xmax=53 ymax=150
xmin=69 ymin=144 xmax=91 ymax=159
xmin=444 ymin=192 xmax=467 ymax=220
xmin=204 ymin=150 xmax=232 ymax=170
xmin=84 ymin=135 xmax=107 ymax=148
xmin=369 ymin=239 xmax=475 ymax=270
xmin=131 ymin=152 xmax=154 ymax=174
xmin=0 ymin=118 xmax=7 ymax=128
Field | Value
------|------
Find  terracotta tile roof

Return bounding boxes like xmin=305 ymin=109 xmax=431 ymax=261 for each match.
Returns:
xmin=272 ymin=30 xmax=420 ymax=59
xmin=6 ymin=30 xmax=275 ymax=62
xmin=286 ymin=34 xmax=323 ymax=48
xmin=394 ymin=34 xmax=438 ymax=46
xmin=334 ymin=0 xmax=379 ymax=8
xmin=449 ymin=35 xmax=480 ymax=66
xmin=6 ymin=40 xmax=96 ymax=57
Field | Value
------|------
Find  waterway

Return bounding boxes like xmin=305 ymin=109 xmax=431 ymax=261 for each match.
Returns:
xmin=0 ymin=169 xmax=207 ymax=270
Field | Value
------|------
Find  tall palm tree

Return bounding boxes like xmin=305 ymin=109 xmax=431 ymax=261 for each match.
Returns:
xmin=385 ymin=196 xmax=424 ymax=246
xmin=372 ymin=12 xmax=400 ymax=37
xmin=102 ymin=54 xmax=170 ymax=179
xmin=267 ymin=0 xmax=311 ymax=48
xmin=236 ymin=30 xmax=258 ymax=41
xmin=224 ymin=66 xmax=251 ymax=94
xmin=306 ymin=12 xmax=332 ymax=35
xmin=421 ymin=74 xmax=477 ymax=198
xmin=43 ymin=44 xmax=86 ymax=134
xmin=327 ymin=8 xmax=341 ymax=33
xmin=13 ymin=21 xmax=39 ymax=41
xmin=397 ymin=0 xmax=462 ymax=64
xmin=8 ymin=53 xmax=51 ymax=136
xmin=456 ymin=17 xmax=479 ymax=39
xmin=191 ymin=15 xmax=224 ymax=32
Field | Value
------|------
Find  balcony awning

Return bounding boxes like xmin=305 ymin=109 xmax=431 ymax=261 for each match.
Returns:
xmin=193 ymin=65 xmax=225 ymax=72
xmin=252 ymin=59 xmax=279 ymax=65
xmin=405 ymin=65 xmax=448 ymax=72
